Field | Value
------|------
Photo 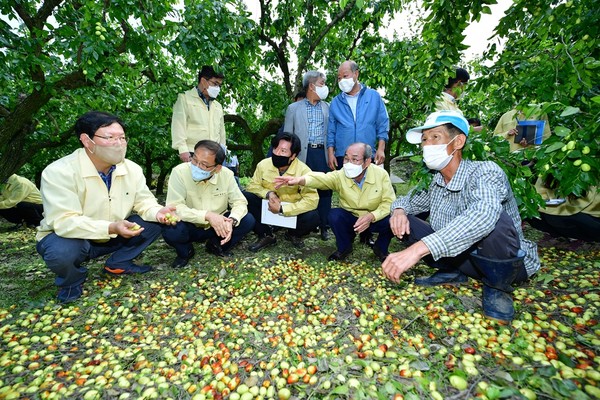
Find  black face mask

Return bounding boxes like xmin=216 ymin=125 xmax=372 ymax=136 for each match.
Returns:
xmin=272 ymin=154 xmax=291 ymax=168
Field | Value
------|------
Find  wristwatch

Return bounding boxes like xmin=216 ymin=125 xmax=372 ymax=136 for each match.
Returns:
xmin=230 ymin=217 xmax=239 ymax=227
xmin=278 ymin=205 xmax=284 ymax=216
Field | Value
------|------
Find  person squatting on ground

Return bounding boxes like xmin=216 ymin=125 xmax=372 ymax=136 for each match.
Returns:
xmin=0 ymin=174 xmax=44 ymax=228
xmin=274 ymin=142 xmax=395 ymax=263
xmin=382 ymin=110 xmax=540 ymax=323
xmin=244 ymin=132 xmax=319 ymax=252
xmin=162 ymin=140 xmax=255 ymax=267
xmin=36 ymin=111 xmax=178 ymax=303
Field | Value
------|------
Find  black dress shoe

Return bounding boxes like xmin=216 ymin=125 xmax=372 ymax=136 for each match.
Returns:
xmin=320 ymin=228 xmax=330 ymax=241
xmin=359 ymin=232 xmax=375 ymax=247
xmin=205 ymin=241 xmax=232 ymax=257
xmin=373 ymin=246 xmax=389 ymax=262
xmin=327 ymin=248 xmax=352 ymax=261
xmin=172 ymin=247 xmax=195 ymax=268
xmin=285 ymin=232 xmax=305 ymax=248
xmin=248 ymin=236 xmax=277 ymax=252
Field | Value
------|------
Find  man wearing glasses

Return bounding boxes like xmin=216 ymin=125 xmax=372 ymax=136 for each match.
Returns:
xmin=162 ymin=140 xmax=254 ymax=266
xmin=274 ymin=142 xmax=395 ymax=262
xmin=171 ymin=65 xmax=226 ymax=162
xmin=36 ymin=111 xmax=178 ymax=303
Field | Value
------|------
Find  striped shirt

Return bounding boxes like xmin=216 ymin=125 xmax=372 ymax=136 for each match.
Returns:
xmin=392 ymin=160 xmax=540 ymax=277
xmin=305 ymin=99 xmax=325 ymax=145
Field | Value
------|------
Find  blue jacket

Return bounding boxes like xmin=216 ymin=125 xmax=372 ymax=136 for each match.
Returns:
xmin=327 ymin=85 xmax=389 ymax=157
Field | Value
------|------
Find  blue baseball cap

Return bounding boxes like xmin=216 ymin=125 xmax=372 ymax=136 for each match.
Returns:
xmin=406 ymin=110 xmax=470 ymax=144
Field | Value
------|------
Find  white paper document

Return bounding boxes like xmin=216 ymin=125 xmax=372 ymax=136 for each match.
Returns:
xmin=261 ymin=200 xmax=297 ymax=229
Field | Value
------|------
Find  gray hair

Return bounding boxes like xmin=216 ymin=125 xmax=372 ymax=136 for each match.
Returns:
xmin=346 ymin=60 xmax=359 ymax=73
xmin=302 ymin=71 xmax=325 ymax=90
xmin=363 ymin=143 xmax=373 ymax=159
xmin=348 ymin=142 xmax=373 ymax=159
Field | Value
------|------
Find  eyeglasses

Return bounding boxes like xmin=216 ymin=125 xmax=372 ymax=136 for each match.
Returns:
xmin=343 ymin=156 xmax=364 ymax=165
xmin=94 ymin=135 xmax=128 ymax=143
xmin=206 ymin=79 xmax=222 ymax=87
xmin=190 ymin=157 xmax=216 ymax=170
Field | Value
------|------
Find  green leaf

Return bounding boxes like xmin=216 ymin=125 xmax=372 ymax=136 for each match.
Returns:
xmin=481 ymin=6 xmax=492 ymax=14
xmin=591 ymin=95 xmax=600 ymax=104
xmin=554 ymin=126 xmax=571 ymax=137
xmin=560 ymin=106 xmax=580 ymax=117
xmin=545 ymin=142 xmax=566 ymax=153
xmin=331 ymin=385 xmax=349 ymax=395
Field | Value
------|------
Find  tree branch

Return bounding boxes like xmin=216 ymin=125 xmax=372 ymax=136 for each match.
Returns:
xmin=297 ymin=0 xmax=356 ymax=77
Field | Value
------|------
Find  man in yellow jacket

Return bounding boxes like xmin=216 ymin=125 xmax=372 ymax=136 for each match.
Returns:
xmin=162 ymin=140 xmax=254 ymax=267
xmin=37 ymin=111 xmax=177 ymax=303
xmin=171 ymin=65 xmax=226 ymax=162
xmin=493 ymin=106 xmax=551 ymax=152
xmin=530 ymin=180 xmax=599 ymax=242
xmin=274 ymin=142 xmax=395 ymax=262
xmin=244 ymin=132 xmax=319 ymax=251
xmin=0 ymin=174 xmax=43 ymax=227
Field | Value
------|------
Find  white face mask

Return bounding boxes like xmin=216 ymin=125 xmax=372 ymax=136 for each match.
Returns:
xmin=338 ymin=77 xmax=355 ymax=93
xmin=315 ymin=85 xmax=329 ymax=100
xmin=343 ymin=162 xmax=364 ymax=179
xmin=207 ymin=85 xmax=220 ymax=99
xmin=422 ymin=137 xmax=456 ymax=171
xmin=88 ymin=136 xmax=127 ymax=165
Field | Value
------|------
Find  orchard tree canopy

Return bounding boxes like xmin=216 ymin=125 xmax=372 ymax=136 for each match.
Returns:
xmin=0 ymin=0 xmax=597 ymax=213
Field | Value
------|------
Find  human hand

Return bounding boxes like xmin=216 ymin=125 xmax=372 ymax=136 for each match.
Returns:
xmin=327 ymin=149 xmax=337 ymax=171
xmin=179 ymin=152 xmax=191 ymax=162
xmin=354 ymin=213 xmax=375 ymax=234
xmin=206 ymin=212 xmax=232 ymax=239
xmin=507 ymin=128 xmax=517 ymax=136
xmin=157 ymin=206 xmax=179 ymax=225
xmin=381 ymin=243 xmax=427 ymax=283
xmin=267 ymin=192 xmax=282 ymax=214
xmin=374 ymin=149 xmax=385 ymax=165
xmin=110 ymin=220 xmax=144 ymax=238
xmin=519 ymin=138 xmax=529 ymax=147
xmin=274 ymin=176 xmax=302 ymax=189
xmin=390 ymin=208 xmax=410 ymax=239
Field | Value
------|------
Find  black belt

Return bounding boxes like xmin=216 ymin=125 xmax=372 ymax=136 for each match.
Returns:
xmin=308 ymin=143 xmax=324 ymax=148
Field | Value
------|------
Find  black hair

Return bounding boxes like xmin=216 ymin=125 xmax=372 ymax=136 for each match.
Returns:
xmin=271 ymin=132 xmax=301 ymax=156
xmin=467 ymin=118 xmax=481 ymax=126
xmin=294 ymin=91 xmax=306 ymax=101
xmin=445 ymin=67 xmax=470 ymax=89
xmin=194 ymin=140 xmax=226 ymax=165
xmin=443 ymin=123 xmax=465 ymax=139
xmin=74 ymin=111 xmax=124 ymax=141
xmin=197 ymin=65 xmax=225 ymax=84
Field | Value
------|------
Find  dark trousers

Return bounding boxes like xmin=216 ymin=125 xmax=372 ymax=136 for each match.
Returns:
xmin=329 ymin=208 xmax=393 ymax=254
xmin=162 ymin=214 xmax=255 ymax=258
xmin=306 ymin=147 xmax=332 ymax=229
xmin=36 ymin=215 xmax=161 ymax=288
xmin=526 ymin=212 xmax=600 ymax=242
xmin=243 ymin=191 xmax=319 ymax=238
xmin=406 ymin=212 xmax=528 ymax=283
xmin=0 ymin=202 xmax=44 ymax=226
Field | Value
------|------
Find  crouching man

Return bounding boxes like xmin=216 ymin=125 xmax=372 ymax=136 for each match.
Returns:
xmin=36 ymin=111 xmax=177 ymax=303
xmin=162 ymin=140 xmax=254 ymax=266
xmin=383 ymin=111 xmax=540 ymax=323
xmin=274 ymin=142 xmax=395 ymax=262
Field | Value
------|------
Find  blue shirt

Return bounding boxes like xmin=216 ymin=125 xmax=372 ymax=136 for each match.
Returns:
xmin=305 ymin=99 xmax=325 ymax=145
xmin=327 ymin=84 xmax=389 ymax=157
xmin=98 ymin=165 xmax=116 ymax=190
